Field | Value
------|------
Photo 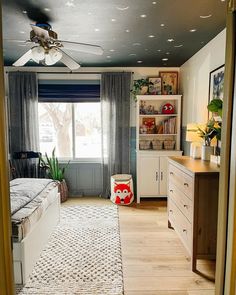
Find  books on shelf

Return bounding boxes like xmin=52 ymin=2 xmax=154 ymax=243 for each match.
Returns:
xmin=162 ymin=117 xmax=176 ymax=134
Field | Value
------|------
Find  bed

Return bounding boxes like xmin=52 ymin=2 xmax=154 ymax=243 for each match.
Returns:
xmin=10 ymin=178 xmax=60 ymax=284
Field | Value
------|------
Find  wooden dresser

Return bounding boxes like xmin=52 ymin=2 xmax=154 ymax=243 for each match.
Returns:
xmin=167 ymin=156 xmax=220 ymax=271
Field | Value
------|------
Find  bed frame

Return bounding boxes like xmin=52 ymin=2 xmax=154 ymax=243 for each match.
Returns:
xmin=13 ymin=189 xmax=60 ymax=284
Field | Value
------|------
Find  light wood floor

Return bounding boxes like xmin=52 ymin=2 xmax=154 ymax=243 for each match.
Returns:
xmin=63 ymin=197 xmax=215 ymax=295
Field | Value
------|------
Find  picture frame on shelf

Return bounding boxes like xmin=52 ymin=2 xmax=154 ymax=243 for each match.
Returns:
xmin=142 ymin=117 xmax=156 ymax=134
xmin=159 ymin=71 xmax=178 ymax=95
xmin=208 ymin=64 xmax=225 ymax=102
xmin=148 ymin=77 xmax=162 ymax=95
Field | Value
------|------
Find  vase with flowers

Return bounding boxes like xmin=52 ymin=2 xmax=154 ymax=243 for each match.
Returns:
xmin=197 ymin=120 xmax=219 ymax=160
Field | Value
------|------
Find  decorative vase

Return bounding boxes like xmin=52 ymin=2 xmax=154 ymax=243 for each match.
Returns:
xmin=201 ymin=145 xmax=214 ymax=161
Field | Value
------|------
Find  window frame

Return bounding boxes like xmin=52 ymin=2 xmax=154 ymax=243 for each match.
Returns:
xmin=38 ymin=101 xmax=102 ymax=163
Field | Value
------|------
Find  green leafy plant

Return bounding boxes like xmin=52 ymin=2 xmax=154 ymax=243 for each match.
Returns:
xmin=197 ymin=120 xmax=219 ymax=146
xmin=207 ymin=99 xmax=223 ymax=117
xmin=40 ymin=148 xmax=70 ymax=181
xmin=131 ymin=78 xmax=153 ymax=101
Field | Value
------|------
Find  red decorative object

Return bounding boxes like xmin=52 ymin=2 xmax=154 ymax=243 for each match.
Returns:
xmin=162 ymin=103 xmax=174 ymax=114
xmin=114 ymin=182 xmax=133 ymax=205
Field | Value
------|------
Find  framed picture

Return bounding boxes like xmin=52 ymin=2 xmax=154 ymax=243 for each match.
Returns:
xmin=148 ymin=77 xmax=162 ymax=95
xmin=209 ymin=65 xmax=225 ymax=101
xmin=159 ymin=71 xmax=178 ymax=95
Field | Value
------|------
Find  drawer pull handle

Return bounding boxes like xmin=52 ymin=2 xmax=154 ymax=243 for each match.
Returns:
xmin=183 ymin=229 xmax=187 ymax=233
xmin=170 ymin=189 xmax=173 ymax=193
xmin=183 ymin=204 xmax=188 ymax=208
xmin=170 ymin=172 xmax=174 ymax=175
xmin=169 ymin=209 xmax=173 ymax=213
xmin=156 ymin=172 xmax=158 ymax=181
xmin=184 ymin=182 xmax=189 ymax=187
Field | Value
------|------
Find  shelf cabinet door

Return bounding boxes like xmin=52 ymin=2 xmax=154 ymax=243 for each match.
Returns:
xmin=159 ymin=156 xmax=168 ymax=195
xmin=139 ymin=156 xmax=159 ymax=196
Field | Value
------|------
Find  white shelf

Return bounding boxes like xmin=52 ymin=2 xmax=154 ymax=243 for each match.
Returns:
xmin=139 ymin=134 xmax=177 ymax=136
xmin=139 ymin=114 xmax=178 ymax=117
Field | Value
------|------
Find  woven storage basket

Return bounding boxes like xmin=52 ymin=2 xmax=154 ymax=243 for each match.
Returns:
xmin=152 ymin=140 xmax=163 ymax=150
xmin=139 ymin=140 xmax=151 ymax=150
xmin=164 ymin=140 xmax=175 ymax=150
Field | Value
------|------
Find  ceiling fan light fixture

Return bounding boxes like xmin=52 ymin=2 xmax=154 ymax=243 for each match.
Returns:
xmin=31 ymin=46 xmax=45 ymax=61
xmin=45 ymin=47 xmax=63 ymax=65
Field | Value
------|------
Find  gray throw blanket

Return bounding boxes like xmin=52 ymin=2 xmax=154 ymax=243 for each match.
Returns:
xmin=10 ymin=178 xmax=55 ymax=215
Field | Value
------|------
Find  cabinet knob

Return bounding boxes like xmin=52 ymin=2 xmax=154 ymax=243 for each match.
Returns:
xmin=169 ymin=209 xmax=173 ymax=213
xmin=183 ymin=229 xmax=187 ymax=233
xmin=184 ymin=182 xmax=189 ymax=187
xmin=170 ymin=172 xmax=174 ymax=175
xmin=170 ymin=189 xmax=173 ymax=193
xmin=183 ymin=204 xmax=188 ymax=208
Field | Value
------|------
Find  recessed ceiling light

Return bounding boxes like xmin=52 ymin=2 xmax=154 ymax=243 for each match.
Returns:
xmin=166 ymin=52 xmax=170 ymax=55
xmin=167 ymin=38 xmax=174 ymax=42
xmin=111 ymin=18 xmax=116 ymax=22
xmin=137 ymin=60 xmax=143 ymax=63
xmin=148 ymin=35 xmax=155 ymax=38
xmin=44 ymin=8 xmax=50 ymax=12
xmin=88 ymin=12 xmax=92 ymax=15
xmin=22 ymin=10 xmax=27 ymax=14
xmin=129 ymin=53 xmax=137 ymax=56
xmin=133 ymin=42 xmax=141 ymax=46
xmin=160 ymin=23 xmax=165 ymax=27
xmin=109 ymin=49 xmax=115 ymax=52
xmin=190 ymin=29 xmax=197 ymax=32
xmin=174 ymin=44 xmax=183 ymax=48
xmin=19 ymin=31 xmax=25 ymax=34
xmin=140 ymin=14 xmax=147 ymax=18
xmin=145 ymin=49 xmax=148 ymax=51
xmin=221 ymin=0 xmax=225 ymax=2
xmin=125 ymin=29 xmax=130 ymax=32
xmin=107 ymin=56 xmax=111 ymax=58
xmin=152 ymin=1 xmax=157 ymax=4
xmin=200 ymin=14 xmax=212 ymax=18
xmin=116 ymin=6 xmax=129 ymax=10
xmin=162 ymin=58 xmax=168 ymax=61
xmin=157 ymin=49 xmax=161 ymax=52
xmin=94 ymin=28 xmax=100 ymax=32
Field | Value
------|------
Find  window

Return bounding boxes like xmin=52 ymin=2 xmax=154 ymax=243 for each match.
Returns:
xmin=38 ymin=102 xmax=101 ymax=160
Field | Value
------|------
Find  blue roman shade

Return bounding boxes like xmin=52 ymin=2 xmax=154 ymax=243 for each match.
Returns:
xmin=38 ymin=82 xmax=100 ymax=102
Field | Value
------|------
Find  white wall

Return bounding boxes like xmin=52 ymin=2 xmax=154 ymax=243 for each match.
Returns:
xmin=180 ymin=29 xmax=226 ymax=126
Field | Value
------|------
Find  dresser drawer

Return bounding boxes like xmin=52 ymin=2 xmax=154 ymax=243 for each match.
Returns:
xmin=168 ymin=198 xmax=192 ymax=253
xmin=169 ymin=182 xmax=193 ymax=222
xmin=169 ymin=163 xmax=193 ymax=200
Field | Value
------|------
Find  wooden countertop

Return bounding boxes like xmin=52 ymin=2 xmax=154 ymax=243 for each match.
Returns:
xmin=168 ymin=156 xmax=220 ymax=175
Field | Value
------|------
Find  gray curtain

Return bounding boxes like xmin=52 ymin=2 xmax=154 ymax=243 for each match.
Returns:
xmin=8 ymin=72 xmax=39 ymax=155
xmin=101 ymin=72 xmax=132 ymax=197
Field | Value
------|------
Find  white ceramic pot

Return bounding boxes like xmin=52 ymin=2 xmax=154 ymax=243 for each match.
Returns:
xmin=201 ymin=145 xmax=214 ymax=161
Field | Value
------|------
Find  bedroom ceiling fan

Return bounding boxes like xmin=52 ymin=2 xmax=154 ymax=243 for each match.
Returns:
xmin=6 ymin=0 xmax=104 ymax=70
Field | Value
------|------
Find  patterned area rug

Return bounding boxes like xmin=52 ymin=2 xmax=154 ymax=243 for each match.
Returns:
xmin=17 ymin=205 xmax=124 ymax=295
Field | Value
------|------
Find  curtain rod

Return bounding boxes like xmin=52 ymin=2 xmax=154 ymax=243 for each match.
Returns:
xmin=5 ymin=70 xmax=134 ymax=74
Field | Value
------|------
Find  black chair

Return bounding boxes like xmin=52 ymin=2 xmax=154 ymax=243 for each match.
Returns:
xmin=10 ymin=151 xmax=44 ymax=179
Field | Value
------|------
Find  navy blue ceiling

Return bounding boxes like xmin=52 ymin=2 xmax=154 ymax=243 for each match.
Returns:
xmin=2 ymin=0 xmax=227 ymax=67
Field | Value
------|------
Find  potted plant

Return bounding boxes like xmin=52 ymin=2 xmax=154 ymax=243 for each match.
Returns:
xmin=40 ymin=148 xmax=70 ymax=202
xmin=131 ymin=78 xmax=153 ymax=101
xmin=207 ymin=98 xmax=223 ymax=118
xmin=197 ymin=120 xmax=218 ymax=161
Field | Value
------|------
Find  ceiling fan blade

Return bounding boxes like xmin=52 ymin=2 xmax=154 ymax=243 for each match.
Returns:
xmin=59 ymin=40 xmax=104 ymax=55
xmin=13 ymin=49 xmax=33 ymax=66
xmin=58 ymin=49 xmax=80 ymax=70
xmin=4 ymin=0 xmax=52 ymax=23
xmin=31 ymin=25 xmax=50 ymax=40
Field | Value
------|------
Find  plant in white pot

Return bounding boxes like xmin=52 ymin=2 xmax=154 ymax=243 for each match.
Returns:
xmin=197 ymin=120 xmax=218 ymax=161
xmin=40 ymin=148 xmax=70 ymax=202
